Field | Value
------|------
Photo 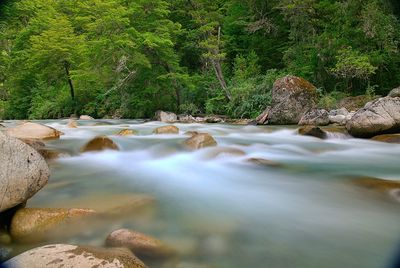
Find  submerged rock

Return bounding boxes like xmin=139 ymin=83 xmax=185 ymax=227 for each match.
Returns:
xmin=3 ymin=244 xmax=147 ymax=268
xmin=10 ymin=208 xmax=96 ymax=242
xmin=246 ymin=158 xmax=282 ymax=168
xmin=352 ymin=177 xmax=400 ymax=202
xmin=184 ymin=131 xmax=199 ymax=136
xmin=153 ymin=125 xmax=179 ymax=134
xmin=6 ymin=122 xmax=62 ymax=140
xmin=154 ymin=111 xmax=177 ymax=123
xmin=117 ymin=129 xmax=136 ymax=136
xmin=298 ymin=126 xmax=327 ymax=139
xmin=67 ymin=119 xmax=78 ymax=128
xmin=371 ymin=134 xmax=400 ymax=144
xmin=298 ymin=109 xmax=330 ymax=126
xmin=80 ymin=135 xmax=119 ymax=152
xmin=106 ymin=229 xmax=175 ymax=258
xmin=184 ymin=133 xmax=217 ymax=150
xmin=79 ymin=115 xmax=94 ymax=120
xmin=267 ymin=75 xmax=318 ymax=125
xmin=0 ymin=133 xmax=49 ymax=213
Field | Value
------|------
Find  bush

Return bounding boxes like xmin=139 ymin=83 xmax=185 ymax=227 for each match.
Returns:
xmin=179 ymin=103 xmax=200 ymax=115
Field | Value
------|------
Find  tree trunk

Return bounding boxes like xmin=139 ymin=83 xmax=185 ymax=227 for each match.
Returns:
xmin=64 ymin=61 xmax=75 ymax=100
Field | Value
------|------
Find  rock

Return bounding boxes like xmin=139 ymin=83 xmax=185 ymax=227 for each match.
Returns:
xmin=184 ymin=133 xmax=217 ymax=150
xmin=371 ymin=134 xmax=400 ymax=144
xmin=298 ymin=109 xmax=330 ymax=126
xmin=388 ymin=87 xmax=400 ymax=98
xmin=329 ymin=108 xmax=349 ymax=116
xmin=267 ymin=75 xmax=318 ymax=125
xmin=153 ymin=125 xmax=179 ymax=134
xmin=246 ymin=158 xmax=282 ymax=168
xmin=205 ymin=115 xmax=225 ymax=123
xmin=154 ymin=111 xmax=177 ymax=123
xmin=346 ymin=97 xmax=400 ymax=138
xmin=67 ymin=119 xmax=78 ymax=128
xmin=79 ymin=115 xmax=94 ymax=120
xmin=184 ymin=131 xmax=199 ymax=137
xmin=178 ymin=114 xmax=196 ymax=123
xmin=37 ymin=148 xmax=70 ymax=162
xmin=338 ymin=95 xmax=371 ymax=111
xmin=298 ymin=126 xmax=327 ymax=139
xmin=10 ymin=208 xmax=96 ymax=242
xmin=3 ymin=244 xmax=147 ymax=268
xmin=225 ymin=119 xmax=256 ymax=125
xmin=352 ymin=177 xmax=400 ymax=202
xmin=19 ymin=138 xmax=46 ymax=151
xmin=80 ymin=135 xmax=119 ymax=152
xmin=256 ymin=107 xmax=270 ymax=125
xmin=329 ymin=115 xmax=347 ymax=125
xmin=204 ymin=147 xmax=246 ymax=159
xmin=0 ymin=123 xmax=5 ymax=128
xmin=0 ymin=133 xmax=49 ymax=213
xmin=5 ymin=122 xmax=62 ymax=140
xmin=106 ymin=229 xmax=175 ymax=258
xmin=117 ymin=129 xmax=136 ymax=136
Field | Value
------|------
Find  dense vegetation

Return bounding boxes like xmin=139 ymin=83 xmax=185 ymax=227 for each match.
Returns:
xmin=1 ymin=0 xmax=400 ymax=119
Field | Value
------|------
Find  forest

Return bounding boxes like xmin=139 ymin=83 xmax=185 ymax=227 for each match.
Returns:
xmin=1 ymin=0 xmax=400 ymax=119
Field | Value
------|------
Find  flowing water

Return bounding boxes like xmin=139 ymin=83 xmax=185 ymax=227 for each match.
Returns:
xmin=5 ymin=120 xmax=400 ymax=268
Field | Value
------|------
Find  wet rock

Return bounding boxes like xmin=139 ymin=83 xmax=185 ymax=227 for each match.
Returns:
xmin=299 ymin=109 xmax=330 ymax=126
xmin=246 ymin=158 xmax=283 ymax=168
xmin=0 ymin=133 xmax=49 ymax=213
xmin=79 ymin=115 xmax=94 ymax=120
xmin=153 ymin=125 xmax=179 ymax=134
xmin=154 ymin=111 xmax=177 ymax=123
xmin=267 ymin=75 xmax=318 ymax=125
xmin=67 ymin=119 xmax=78 ymax=128
xmin=338 ymin=95 xmax=371 ymax=111
xmin=346 ymin=97 xmax=400 ymax=138
xmin=117 ymin=129 xmax=136 ymax=136
xmin=3 ymin=244 xmax=147 ymax=268
xmin=225 ymin=119 xmax=255 ymax=125
xmin=256 ymin=107 xmax=270 ymax=125
xmin=6 ymin=122 xmax=62 ymax=140
xmin=388 ymin=87 xmax=400 ymax=98
xmin=184 ymin=131 xmax=199 ymax=137
xmin=10 ymin=208 xmax=96 ymax=242
xmin=298 ymin=126 xmax=327 ymax=139
xmin=184 ymin=133 xmax=217 ymax=150
xmin=80 ymin=135 xmax=119 ymax=152
xmin=371 ymin=134 xmax=400 ymax=144
xmin=106 ymin=229 xmax=175 ymax=258
xmin=205 ymin=115 xmax=225 ymax=123
xmin=352 ymin=177 xmax=400 ymax=202
xmin=205 ymin=147 xmax=246 ymax=159
xmin=37 ymin=148 xmax=70 ymax=162
xmin=0 ymin=123 xmax=5 ymax=128
xmin=178 ymin=114 xmax=196 ymax=123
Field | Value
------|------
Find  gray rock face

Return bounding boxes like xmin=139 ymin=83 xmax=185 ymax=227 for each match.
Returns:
xmin=0 ymin=132 xmax=49 ymax=213
xmin=346 ymin=97 xmax=400 ymax=137
xmin=3 ymin=244 xmax=147 ymax=268
xmin=329 ymin=108 xmax=349 ymax=116
xmin=298 ymin=109 xmax=329 ymax=126
xmin=388 ymin=87 xmax=400 ymax=98
xmin=267 ymin=76 xmax=318 ymax=125
xmin=154 ymin=111 xmax=177 ymax=123
xmin=329 ymin=115 xmax=347 ymax=125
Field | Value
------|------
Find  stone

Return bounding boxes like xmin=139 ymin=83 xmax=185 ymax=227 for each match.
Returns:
xmin=329 ymin=108 xmax=349 ymax=116
xmin=184 ymin=133 xmax=217 ymax=150
xmin=3 ymin=244 xmax=147 ymax=268
xmin=79 ymin=115 xmax=94 ymax=120
xmin=256 ymin=107 xmax=270 ymax=125
xmin=67 ymin=119 xmax=78 ymax=128
xmin=204 ymin=147 xmax=246 ymax=159
xmin=298 ymin=109 xmax=330 ymax=126
xmin=346 ymin=97 xmax=400 ymax=137
xmin=0 ymin=133 xmax=49 ymax=213
xmin=267 ymin=75 xmax=318 ymax=125
xmin=117 ymin=129 xmax=136 ymax=136
xmin=154 ymin=111 xmax=177 ymax=123
xmin=153 ymin=125 xmax=179 ymax=134
xmin=371 ymin=134 xmax=400 ymax=144
xmin=225 ymin=119 xmax=256 ymax=125
xmin=106 ymin=229 xmax=175 ymax=258
xmin=298 ymin=126 xmax=327 ymax=139
xmin=204 ymin=115 xmax=225 ymax=123
xmin=184 ymin=131 xmax=199 ymax=137
xmin=5 ymin=122 xmax=62 ymax=140
xmin=178 ymin=114 xmax=196 ymax=123
xmin=388 ymin=87 xmax=400 ymax=98
xmin=352 ymin=177 xmax=400 ymax=202
xmin=246 ymin=158 xmax=282 ymax=168
xmin=329 ymin=115 xmax=347 ymax=125
xmin=80 ymin=135 xmax=119 ymax=152
xmin=10 ymin=208 xmax=96 ymax=242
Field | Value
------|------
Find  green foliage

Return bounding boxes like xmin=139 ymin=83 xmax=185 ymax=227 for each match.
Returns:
xmin=179 ymin=103 xmax=200 ymax=115
xmin=317 ymin=90 xmax=349 ymax=110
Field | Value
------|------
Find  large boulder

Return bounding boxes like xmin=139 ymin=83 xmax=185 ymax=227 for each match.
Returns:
xmin=6 ymin=122 xmax=62 ymax=140
xmin=10 ymin=208 xmax=96 ymax=242
xmin=388 ymin=87 xmax=400 ymax=98
xmin=267 ymin=76 xmax=318 ymax=125
xmin=153 ymin=125 xmax=179 ymax=134
xmin=3 ymin=244 xmax=147 ymax=268
xmin=371 ymin=134 xmax=400 ymax=144
xmin=154 ymin=111 xmax=177 ymax=123
xmin=106 ymin=229 xmax=175 ymax=258
xmin=298 ymin=109 xmax=329 ymax=126
xmin=80 ymin=135 xmax=119 ymax=152
xmin=184 ymin=133 xmax=217 ymax=150
xmin=0 ymin=133 xmax=49 ymax=213
xmin=346 ymin=97 xmax=400 ymax=138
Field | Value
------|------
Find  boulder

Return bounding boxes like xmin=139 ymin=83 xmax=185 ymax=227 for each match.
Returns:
xmin=298 ymin=109 xmax=330 ymax=126
xmin=18 ymin=139 xmax=68 ymax=162
xmin=371 ymin=134 xmax=400 ymax=144
xmin=346 ymin=97 xmax=400 ymax=138
xmin=5 ymin=122 xmax=62 ymax=140
xmin=298 ymin=126 xmax=327 ymax=139
xmin=205 ymin=115 xmax=225 ymax=123
xmin=184 ymin=133 xmax=217 ymax=150
xmin=3 ymin=244 xmax=147 ymax=268
xmin=256 ymin=107 xmax=270 ymax=125
xmin=0 ymin=133 xmax=49 ymax=213
xmin=67 ymin=119 xmax=78 ymax=128
xmin=117 ymin=129 xmax=136 ymax=136
xmin=329 ymin=108 xmax=349 ymax=116
xmin=80 ymin=135 xmax=119 ymax=152
xmin=79 ymin=115 xmax=94 ymax=120
xmin=178 ymin=114 xmax=196 ymax=123
xmin=0 ymin=124 xmax=5 ymax=128
xmin=338 ymin=95 xmax=370 ymax=111
xmin=106 ymin=229 xmax=175 ymax=258
xmin=154 ymin=111 xmax=177 ymax=123
xmin=10 ymin=208 xmax=96 ymax=242
xmin=329 ymin=115 xmax=347 ymax=125
xmin=184 ymin=131 xmax=199 ymax=137
xmin=267 ymin=76 xmax=318 ymax=125
xmin=153 ymin=125 xmax=179 ymax=134
xmin=388 ymin=87 xmax=400 ymax=98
